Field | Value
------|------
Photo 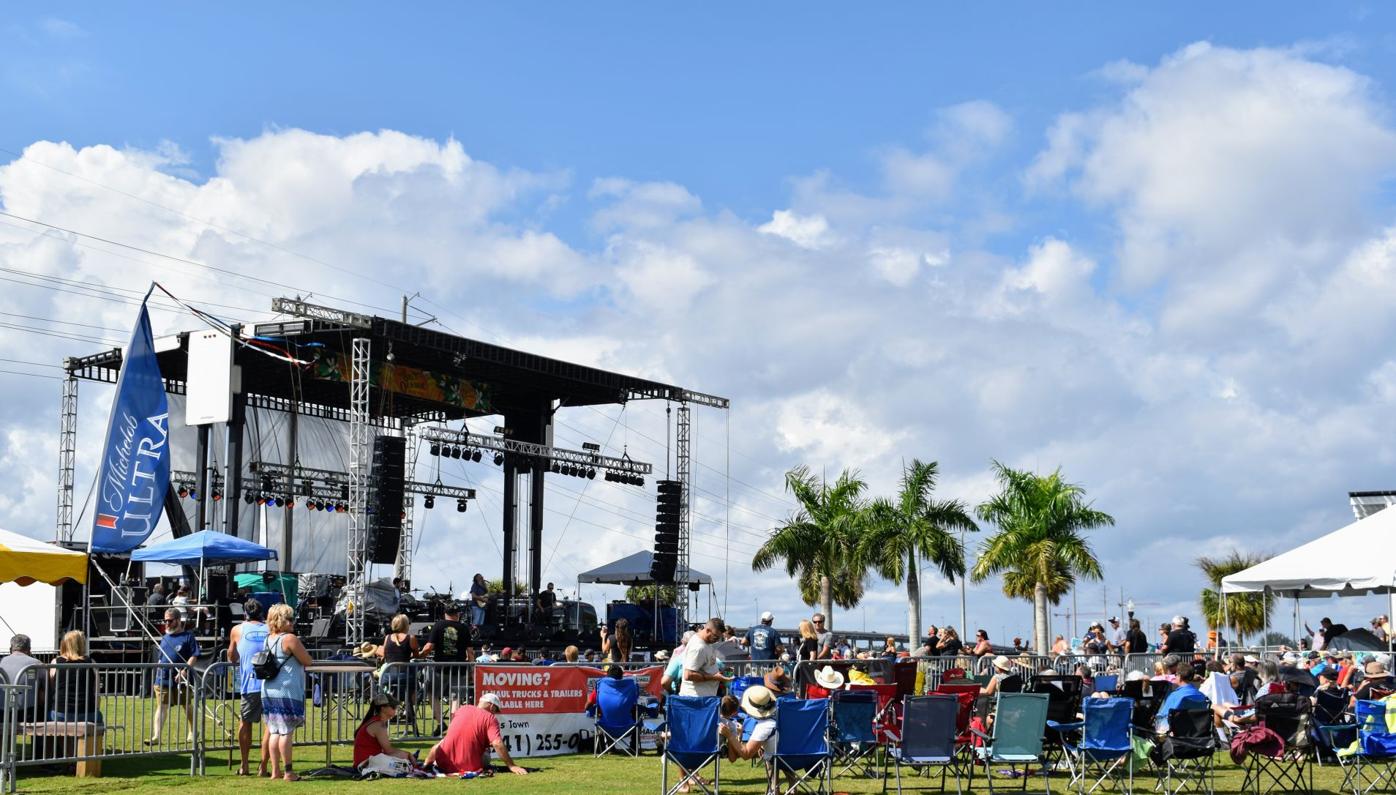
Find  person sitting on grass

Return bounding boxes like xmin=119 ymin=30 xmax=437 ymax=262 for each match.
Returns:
xmin=425 ymin=693 xmax=527 ymax=776
xmin=353 ymin=692 xmax=416 ymax=769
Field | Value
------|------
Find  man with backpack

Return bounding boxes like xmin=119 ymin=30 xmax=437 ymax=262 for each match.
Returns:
xmin=227 ymin=598 xmax=271 ymax=776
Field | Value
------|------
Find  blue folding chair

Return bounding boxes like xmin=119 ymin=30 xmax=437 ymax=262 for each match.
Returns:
xmin=882 ymin=694 xmax=963 ymax=795
xmin=661 ymin=695 xmax=722 ymax=795
xmin=594 ymin=677 xmax=641 ymax=757
xmin=770 ymin=698 xmax=831 ymax=795
xmin=1092 ymin=675 xmax=1118 ymax=694
xmin=830 ymin=689 xmax=879 ymax=778
xmin=1336 ymin=699 xmax=1396 ymax=795
xmin=1049 ymin=697 xmax=1133 ymax=794
xmin=730 ymin=675 xmax=764 ymax=707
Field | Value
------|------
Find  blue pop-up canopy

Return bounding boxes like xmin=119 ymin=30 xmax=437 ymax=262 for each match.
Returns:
xmin=131 ymin=530 xmax=277 ymax=567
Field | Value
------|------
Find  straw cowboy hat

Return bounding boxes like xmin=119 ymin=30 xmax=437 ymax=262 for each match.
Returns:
xmin=740 ymin=685 xmax=777 ymax=719
xmin=992 ymin=655 xmax=1013 ymax=672
xmin=354 ymin=641 xmax=378 ymax=660
xmin=814 ymin=666 xmax=846 ymax=689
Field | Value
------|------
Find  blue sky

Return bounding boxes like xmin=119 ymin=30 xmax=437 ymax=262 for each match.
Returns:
xmin=4 ymin=4 xmax=1396 ymax=644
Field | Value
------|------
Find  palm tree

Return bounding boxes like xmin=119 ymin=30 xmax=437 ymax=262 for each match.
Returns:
xmin=859 ymin=459 xmax=978 ymax=645
xmin=971 ymin=461 xmax=1114 ymax=654
xmin=1197 ymin=551 xmax=1271 ymax=646
xmin=752 ymin=466 xmax=870 ymax=629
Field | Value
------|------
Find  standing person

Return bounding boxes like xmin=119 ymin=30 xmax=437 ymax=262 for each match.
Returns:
xmin=601 ymin=618 xmax=633 ymax=663
xmin=1373 ymin=616 xmax=1390 ymax=644
xmin=49 ymin=630 xmax=100 ymax=723
xmin=1123 ymin=618 xmax=1150 ymax=656
xmin=377 ymin=614 xmax=421 ymax=726
xmin=226 ymin=599 xmax=271 ymax=776
xmin=1161 ymin=616 xmax=1197 ymax=656
xmin=147 ymin=608 xmax=199 ymax=745
xmin=1 ymin=634 xmax=45 ymax=721
xmin=937 ymin=627 xmax=964 ymax=657
xmin=795 ymin=620 xmax=819 ymax=661
xmin=534 ymin=583 xmax=557 ymax=629
xmin=744 ymin=612 xmax=779 ymax=661
xmin=680 ymin=618 xmax=732 ymax=697
xmin=811 ymin=614 xmax=833 ymax=659
xmin=262 ymin=602 xmax=313 ymax=781
xmin=972 ymin=630 xmax=994 ymax=657
xmin=468 ymin=574 xmax=489 ymax=628
xmin=1107 ymin=616 xmax=1127 ymax=652
xmin=661 ymin=631 xmax=696 ymax=693
xmin=421 ymin=604 xmax=471 ymax=734
xmin=881 ymin=637 xmax=899 ymax=658
xmin=425 ymin=693 xmax=527 ymax=775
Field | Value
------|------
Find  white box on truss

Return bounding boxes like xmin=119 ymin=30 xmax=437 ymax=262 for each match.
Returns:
xmin=0 ymin=582 xmax=58 ymax=653
xmin=185 ymin=330 xmax=235 ymax=425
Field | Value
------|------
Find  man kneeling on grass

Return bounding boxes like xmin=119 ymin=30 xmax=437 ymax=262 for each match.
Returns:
xmin=425 ymin=693 xmax=528 ymax=776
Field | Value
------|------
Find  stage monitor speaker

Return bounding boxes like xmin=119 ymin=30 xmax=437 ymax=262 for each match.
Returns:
xmin=368 ymin=434 xmax=406 ymax=563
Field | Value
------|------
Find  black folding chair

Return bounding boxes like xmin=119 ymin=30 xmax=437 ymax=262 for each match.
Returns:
xmin=1153 ymin=708 xmax=1216 ymax=795
xmin=882 ymin=695 xmax=963 ymax=795
xmin=1240 ymin=700 xmax=1312 ymax=794
xmin=1035 ymin=675 xmax=1084 ymax=768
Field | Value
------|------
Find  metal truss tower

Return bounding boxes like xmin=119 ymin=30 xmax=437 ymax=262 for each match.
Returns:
xmin=56 ymin=373 xmax=77 ymax=543
xmin=346 ymin=338 xmax=372 ymax=645
xmin=394 ymin=423 xmax=419 ymax=584
xmin=676 ymin=406 xmax=692 ymax=622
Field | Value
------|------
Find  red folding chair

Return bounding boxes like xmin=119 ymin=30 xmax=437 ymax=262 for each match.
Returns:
xmin=934 ymin=682 xmax=982 ymax=768
xmin=849 ymin=683 xmax=901 ymax=745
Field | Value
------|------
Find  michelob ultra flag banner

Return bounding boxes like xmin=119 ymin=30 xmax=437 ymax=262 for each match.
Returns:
xmin=91 ymin=288 xmax=171 ymax=553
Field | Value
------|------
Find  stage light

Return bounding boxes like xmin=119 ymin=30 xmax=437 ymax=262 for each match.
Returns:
xmin=636 ymin=477 xmax=645 ymax=488
xmin=211 ymin=490 xmax=223 ymax=501
xmin=177 ymin=486 xmax=189 ymax=498
xmin=493 ymin=452 xmax=504 ymax=466
xmin=256 ymin=494 xmax=267 ymax=506
xmin=286 ymin=499 xmax=295 ymax=509
xmin=604 ymin=471 xmax=614 ymax=482
xmin=471 ymin=450 xmax=482 ymax=463
xmin=269 ymin=497 xmax=281 ymax=508
xmin=550 ymin=461 xmax=561 ymax=475
xmin=456 ymin=498 xmax=467 ymax=513
xmin=430 ymin=443 xmax=441 ymax=456
xmin=423 ymin=495 xmax=435 ymax=509
xmin=189 ymin=489 xmax=198 ymax=500
xmin=451 ymin=446 xmax=463 ymax=460
xmin=337 ymin=502 xmax=348 ymax=513
xmin=306 ymin=500 xmax=316 ymax=512
xmin=243 ymin=492 xmax=255 ymax=505
xmin=586 ymin=468 xmax=596 ymax=480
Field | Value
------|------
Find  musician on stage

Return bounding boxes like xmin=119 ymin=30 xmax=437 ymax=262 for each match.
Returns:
xmin=468 ymin=573 xmax=488 ymax=627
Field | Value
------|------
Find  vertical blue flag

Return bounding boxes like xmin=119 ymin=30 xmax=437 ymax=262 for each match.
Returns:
xmin=91 ymin=288 xmax=171 ymax=553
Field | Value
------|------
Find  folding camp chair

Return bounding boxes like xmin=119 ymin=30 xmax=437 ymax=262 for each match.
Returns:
xmin=1036 ymin=675 xmax=1084 ymax=768
xmin=1153 ymin=708 xmax=1216 ymax=795
xmin=936 ymin=684 xmax=980 ymax=765
xmin=729 ymin=675 xmax=764 ymax=706
xmin=851 ymin=683 xmax=902 ymax=745
xmin=594 ymin=677 xmax=641 ymax=757
xmin=970 ymin=691 xmax=1052 ymax=794
xmin=1241 ymin=699 xmax=1312 ymax=794
xmin=1048 ymin=697 xmax=1133 ymax=794
xmin=660 ymin=695 xmax=722 ymax=795
xmin=1310 ymin=688 xmax=1353 ymax=765
xmin=829 ymin=689 xmax=879 ymax=778
xmin=770 ymin=698 xmax=831 ymax=795
xmin=1335 ymin=699 xmax=1396 ymax=795
xmin=1092 ymin=675 xmax=1118 ymax=694
xmin=882 ymin=694 xmax=964 ymax=795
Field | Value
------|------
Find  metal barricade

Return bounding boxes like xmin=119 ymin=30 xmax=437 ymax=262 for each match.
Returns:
xmin=1 ymin=683 xmax=20 ymax=793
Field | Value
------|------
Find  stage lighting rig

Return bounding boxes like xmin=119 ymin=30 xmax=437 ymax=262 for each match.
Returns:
xmin=430 ymin=443 xmax=441 ymax=456
xmin=456 ymin=498 xmax=468 ymax=512
xmin=423 ymin=495 xmax=435 ymax=509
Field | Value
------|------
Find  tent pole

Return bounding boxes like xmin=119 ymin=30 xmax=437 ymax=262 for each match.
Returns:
xmin=1263 ymin=588 xmax=1269 ymax=651
xmin=1221 ymin=591 xmax=1227 ymax=659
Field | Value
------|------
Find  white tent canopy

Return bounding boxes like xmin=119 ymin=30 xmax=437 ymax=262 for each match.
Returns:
xmin=1222 ymin=504 xmax=1396 ymax=597
xmin=577 ymin=550 xmax=713 ymax=586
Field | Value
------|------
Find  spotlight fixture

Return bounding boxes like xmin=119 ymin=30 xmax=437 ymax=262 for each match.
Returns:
xmin=586 ymin=468 xmax=596 ymax=480
xmin=471 ymin=450 xmax=482 ymax=463
xmin=177 ymin=486 xmax=189 ymax=498
xmin=269 ymin=497 xmax=281 ymax=508
xmin=456 ymin=498 xmax=468 ymax=513
xmin=211 ymin=490 xmax=223 ymax=502
xmin=243 ymin=492 xmax=255 ymax=505
xmin=431 ymin=443 xmax=441 ymax=456
xmin=256 ymin=494 xmax=267 ymax=506
xmin=189 ymin=489 xmax=198 ymax=500
xmin=604 ymin=471 xmax=614 ymax=482
xmin=493 ymin=452 xmax=504 ymax=466
xmin=306 ymin=500 xmax=317 ymax=512
xmin=423 ymin=495 xmax=435 ymax=510
xmin=285 ymin=499 xmax=295 ymax=509
xmin=451 ymin=446 xmax=463 ymax=460
xmin=335 ymin=502 xmax=348 ymax=513
xmin=551 ymin=461 xmax=561 ymax=475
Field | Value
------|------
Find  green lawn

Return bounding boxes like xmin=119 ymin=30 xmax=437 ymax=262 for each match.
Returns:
xmin=6 ymin=745 xmax=1375 ymax=794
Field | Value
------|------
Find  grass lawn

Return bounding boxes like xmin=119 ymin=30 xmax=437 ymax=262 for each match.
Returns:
xmin=6 ymin=744 xmax=1372 ymax=794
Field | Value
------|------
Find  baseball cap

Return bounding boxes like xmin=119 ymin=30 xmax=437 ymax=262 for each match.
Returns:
xmin=479 ymin=693 xmax=503 ymax=710
xmin=500 ymin=647 xmax=513 ymax=658
xmin=1244 ymin=654 xmax=1260 ymax=664
xmin=760 ymin=611 xmax=774 ymax=622
xmin=1108 ymin=616 xmax=1119 ymax=623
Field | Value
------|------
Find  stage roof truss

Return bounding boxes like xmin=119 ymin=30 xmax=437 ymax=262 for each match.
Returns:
xmin=419 ymin=426 xmax=652 ymax=474
xmin=247 ymin=460 xmax=475 ymax=500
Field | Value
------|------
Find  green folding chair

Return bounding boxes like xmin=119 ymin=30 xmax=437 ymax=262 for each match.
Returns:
xmin=970 ymin=691 xmax=1051 ymax=794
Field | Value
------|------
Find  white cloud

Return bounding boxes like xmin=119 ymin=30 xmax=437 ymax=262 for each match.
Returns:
xmin=589 ymin=178 xmax=701 ymax=231
xmin=758 ymin=210 xmax=834 ymax=250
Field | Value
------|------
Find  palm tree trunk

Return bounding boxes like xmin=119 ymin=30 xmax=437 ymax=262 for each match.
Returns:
xmin=1034 ymin=582 xmax=1049 ymax=654
xmin=820 ymin=574 xmax=833 ymax=629
xmin=906 ymin=548 xmax=921 ymax=646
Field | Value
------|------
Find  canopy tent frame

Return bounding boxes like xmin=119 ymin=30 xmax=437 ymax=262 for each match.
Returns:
xmin=576 ymin=551 xmax=716 ymax=648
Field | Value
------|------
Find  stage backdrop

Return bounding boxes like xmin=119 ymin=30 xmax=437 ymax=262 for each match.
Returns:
xmin=473 ymin=664 xmax=664 ymax=757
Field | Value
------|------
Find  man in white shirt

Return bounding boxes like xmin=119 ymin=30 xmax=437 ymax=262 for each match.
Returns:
xmin=681 ymin=618 xmax=732 ymax=697
xmin=1107 ymin=617 xmax=1127 ymax=651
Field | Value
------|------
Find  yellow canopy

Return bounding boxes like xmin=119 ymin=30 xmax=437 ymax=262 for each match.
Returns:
xmin=0 ymin=528 xmax=87 ymax=585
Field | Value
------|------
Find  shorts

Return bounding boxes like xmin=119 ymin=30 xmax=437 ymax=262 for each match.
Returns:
xmin=239 ymin=692 xmax=262 ymax=723
xmin=153 ymin=684 xmax=187 ymax=705
xmin=430 ymin=667 xmax=470 ymax=701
